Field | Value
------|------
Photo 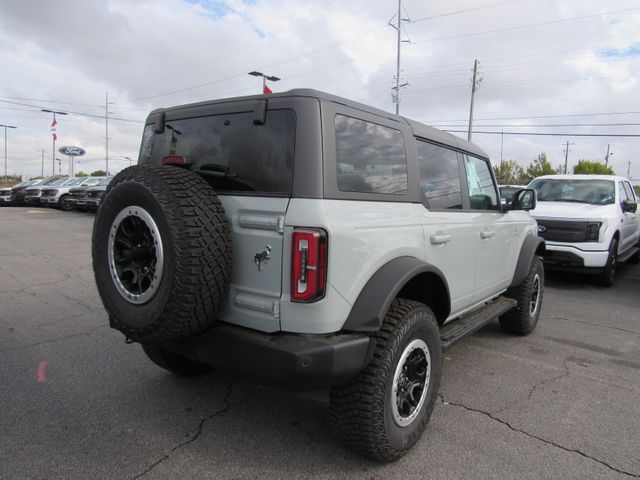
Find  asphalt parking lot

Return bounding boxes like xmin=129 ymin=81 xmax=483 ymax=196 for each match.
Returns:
xmin=1 ymin=206 xmax=639 ymax=480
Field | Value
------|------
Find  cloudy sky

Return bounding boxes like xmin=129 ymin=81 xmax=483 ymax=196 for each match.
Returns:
xmin=1 ymin=0 xmax=640 ymax=180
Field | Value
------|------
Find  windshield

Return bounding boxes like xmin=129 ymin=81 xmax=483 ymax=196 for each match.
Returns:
xmin=98 ymin=177 xmax=113 ymax=186
xmin=529 ymin=178 xmax=615 ymax=205
xmin=45 ymin=177 xmax=69 ymax=186
xmin=82 ymin=177 xmax=104 ymax=186
xmin=64 ymin=178 xmax=85 ymax=186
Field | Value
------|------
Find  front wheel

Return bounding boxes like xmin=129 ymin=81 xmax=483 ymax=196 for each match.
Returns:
xmin=330 ymin=299 xmax=442 ymax=462
xmin=598 ymin=238 xmax=618 ymax=287
xmin=500 ymin=256 xmax=544 ymax=335
xmin=59 ymin=195 xmax=73 ymax=211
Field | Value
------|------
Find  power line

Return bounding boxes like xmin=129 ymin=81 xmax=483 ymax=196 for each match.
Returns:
xmin=425 ymin=110 xmax=640 ymax=123
xmin=0 ymin=99 xmax=142 ymax=124
xmin=412 ymin=6 xmax=640 ymax=44
xmin=443 ymin=129 xmax=640 ymax=138
xmin=432 ymin=122 xmax=640 ymax=128
xmin=411 ymin=0 xmax=524 ymax=23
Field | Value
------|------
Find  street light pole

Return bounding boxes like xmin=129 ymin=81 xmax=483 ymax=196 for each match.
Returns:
xmin=42 ymin=109 xmax=68 ymax=176
xmin=248 ymin=71 xmax=281 ymax=93
xmin=0 ymin=124 xmax=17 ymax=180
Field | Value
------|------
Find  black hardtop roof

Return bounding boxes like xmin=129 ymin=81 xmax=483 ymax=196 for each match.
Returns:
xmin=148 ymin=88 xmax=488 ymax=159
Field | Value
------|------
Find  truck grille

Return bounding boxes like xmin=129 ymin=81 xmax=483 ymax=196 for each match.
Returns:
xmin=42 ymin=189 xmax=56 ymax=196
xmin=537 ymin=220 xmax=589 ymax=242
xmin=70 ymin=190 xmax=87 ymax=198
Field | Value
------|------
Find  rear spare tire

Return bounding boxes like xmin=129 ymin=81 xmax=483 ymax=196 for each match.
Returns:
xmin=92 ymin=165 xmax=231 ymax=344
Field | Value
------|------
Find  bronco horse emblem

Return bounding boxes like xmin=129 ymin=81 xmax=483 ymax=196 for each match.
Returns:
xmin=254 ymin=245 xmax=272 ymax=271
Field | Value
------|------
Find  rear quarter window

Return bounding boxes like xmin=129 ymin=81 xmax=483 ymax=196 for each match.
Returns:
xmin=335 ymin=115 xmax=408 ymax=195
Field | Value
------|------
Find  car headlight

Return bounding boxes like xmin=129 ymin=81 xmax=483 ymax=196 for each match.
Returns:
xmin=586 ymin=222 xmax=602 ymax=242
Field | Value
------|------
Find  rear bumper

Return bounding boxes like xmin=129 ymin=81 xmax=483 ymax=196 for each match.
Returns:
xmin=162 ymin=324 xmax=375 ymax=388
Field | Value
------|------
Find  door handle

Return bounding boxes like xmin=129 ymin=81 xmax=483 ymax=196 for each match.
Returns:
xmin=480 ymin=230 xmax=494 ymax=239
xmin=430 ymin=233 xmax=452 ymax=245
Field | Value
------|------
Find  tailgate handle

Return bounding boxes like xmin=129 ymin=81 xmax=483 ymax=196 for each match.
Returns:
xmin=430 ymin=233 xmax=451 ymax=245
xmin=480 ymin=230 xmax=494 ymax=239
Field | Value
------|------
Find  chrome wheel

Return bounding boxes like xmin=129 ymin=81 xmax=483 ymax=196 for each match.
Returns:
xmin=107 ymin=206 xmax=164 ymax=304
xmin=530 ymin=273 xmax=541 ymax=316
xmin=391 ymin=339 xmax=431 ymax=427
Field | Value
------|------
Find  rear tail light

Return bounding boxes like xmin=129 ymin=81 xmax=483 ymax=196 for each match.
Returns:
xmin=162 ymin=155 xmax=193 ymax=166
xmin=291 ymin=228 xmax=327 ymax=302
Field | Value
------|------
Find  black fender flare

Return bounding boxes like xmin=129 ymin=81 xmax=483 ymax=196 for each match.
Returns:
xmin=510 ymin=234 xmax=545 ymax=288
xmin=342 ymin=256 xmax=450 ymax=332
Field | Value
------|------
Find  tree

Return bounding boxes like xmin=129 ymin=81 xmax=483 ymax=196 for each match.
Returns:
xmin=493 ymin=159 xmax=525 ymax=185
xmin=75 ymin=171 xmax=89 ymax=177
xmin=91 ymin=170 xmax=107 ymax=176
xmin=573 ymin=160 xmax=614 ymax=175
xmin=522 ymin=153 xmax=562 ymax=184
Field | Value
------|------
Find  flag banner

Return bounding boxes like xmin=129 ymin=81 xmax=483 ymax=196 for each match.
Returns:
xmin=263 ymin=84 xmax=272 ymax=94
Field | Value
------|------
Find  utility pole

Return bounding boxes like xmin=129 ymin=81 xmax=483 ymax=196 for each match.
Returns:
xmin=42 ymin=109 xmax=67 ymax=176
xmin=627 ymin=161 xmax=631 ymax=179
xmin=104 ymin=92 xmax=113 ymax=175
xmin=467 ymin=59 xmax=481 ymax=142
xmin=40 ymin=149 xmax=45 ymax=177
xmin=390 ymin=0 xmax=409 ymax=115
xmin=0 ymin=124 xmax=17 ymax=179
xmin=563 ymin=141 xmax=575 ymax=174
xmin=605 ymin=144 xmax=613 ymax=166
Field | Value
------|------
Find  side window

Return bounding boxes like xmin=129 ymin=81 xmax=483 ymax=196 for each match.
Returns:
xmin=623 ymin=181 xmax=636 ymax=201
xmin=335 ymin=115 xmax=408 ymax=195
xmin=618 ymin=182 xmax=629 ymax=202
xmin=463 ymin=154 xmax=499 ymax=210
xmin=416 ymin=140 xmax=462 ymax=209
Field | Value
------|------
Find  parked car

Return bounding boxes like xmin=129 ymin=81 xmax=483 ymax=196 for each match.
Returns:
xmin=68 ymin=177 xmax=109 ymax=211
xmin=24 ymin=177 xmax=70 ymax=206
xmin=499 ymin=184 xmax=528 ymax=206
xmin=528 ymin=174 xmax=640 ymax=286
xmin=0 ymin=185 xmax=14 ymax=205
xmin=40 ymin=176 xmax=107 ymax=211
xmin=91 ymin=89 xmax=543 ymax=461
xmin=11 ymin=179 xmax=45 ymax=206
xmin=84 ymin=176 xmax=113 ymax=211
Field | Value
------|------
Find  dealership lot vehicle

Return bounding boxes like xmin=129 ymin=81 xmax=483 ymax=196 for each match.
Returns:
xmin=92 ymin=89 xmax=543 ymax=461
xmin=23 ymin=177 xmax=70 ymax=206
xmin=40 ymin=176 xmax=106 ymax=211
xmin=81 ymin=176 xmax=113 ymax=210
xmin=0 ymin=186 xmax=12 ymax=205
xmin=10 ymin=178 xmax=45 ymax=205
xmin=499 ymin=184 xmax=528 ymax=205
xmin=1 ymin=207 xmax=639 ymax=479
xmin=529 ymin=174 xmax=640 ymax=286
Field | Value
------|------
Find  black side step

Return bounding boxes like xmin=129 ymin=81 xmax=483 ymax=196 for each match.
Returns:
xmin=440 ymin=296 xmax=517 ymax=350
xmin=618 ymin=247 xmax=639 ymax=263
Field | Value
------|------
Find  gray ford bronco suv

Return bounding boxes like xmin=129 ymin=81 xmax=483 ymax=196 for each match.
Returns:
xmin=92 ymin=89 xmax=544 ymax=461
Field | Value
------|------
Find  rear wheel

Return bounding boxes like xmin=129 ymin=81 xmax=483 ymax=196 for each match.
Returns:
xmin=500 ymin=256 xmax=544 ymax=335
xmin=598 ymin=238 xmax=618 ymax=287
xmin=330 ymin=299 xmax=442 ymax=462
xmin=142 ymin=344 xmax=212 ymax=376
xmin=92 ymin=165 xmax=232 ymax=344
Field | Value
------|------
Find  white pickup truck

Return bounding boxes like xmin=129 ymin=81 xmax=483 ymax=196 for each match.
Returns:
xmin=528 ymin=174 xmax=640 ymax=286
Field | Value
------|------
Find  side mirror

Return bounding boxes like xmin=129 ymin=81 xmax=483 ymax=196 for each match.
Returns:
xmin=622 ymin=199 xmax=638 ymax=213
xmin=511 ymin=189 xmax=536 ymax=211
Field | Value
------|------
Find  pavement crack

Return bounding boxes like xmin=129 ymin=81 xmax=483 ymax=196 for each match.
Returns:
xmin=132 ymin=377 xmax=241 ymax=480
xmin=552 ymin=315 xmax=640 ymax=336
xmin=493 ymin=361 xmax=570 ymax=415
xmin=439 ymin=394 xmax=639 ymax=478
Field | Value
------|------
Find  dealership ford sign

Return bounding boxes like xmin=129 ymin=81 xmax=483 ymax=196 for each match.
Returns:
xmin=58 ymin=146 xmax=86 ymax=156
